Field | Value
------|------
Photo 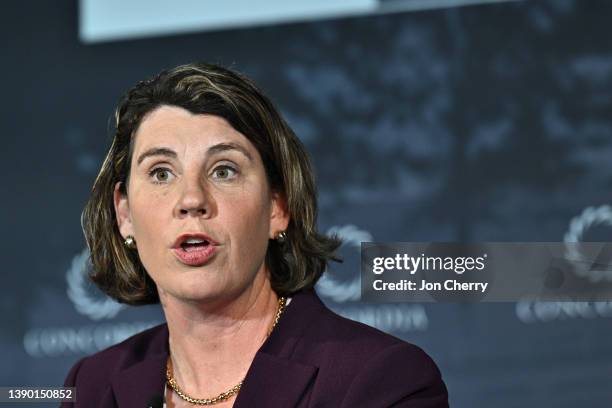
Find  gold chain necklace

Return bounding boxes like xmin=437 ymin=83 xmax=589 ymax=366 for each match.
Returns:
xmin=166 ymin=297 xmax=287 ymax=405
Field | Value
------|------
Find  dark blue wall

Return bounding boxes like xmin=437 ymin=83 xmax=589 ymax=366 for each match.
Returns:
xmin=2 ymin=0 xmax=612 ymax=406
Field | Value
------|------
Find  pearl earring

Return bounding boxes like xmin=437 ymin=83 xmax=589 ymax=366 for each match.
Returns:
xmin=275 ymin=231 xmax=287 ymax=243
xmin=124 ymin=235 xmax=137 ymax=249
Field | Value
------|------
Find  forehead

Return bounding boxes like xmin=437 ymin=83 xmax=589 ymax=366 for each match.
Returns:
xmin=133 ymin=105 xmax=257 ymax=157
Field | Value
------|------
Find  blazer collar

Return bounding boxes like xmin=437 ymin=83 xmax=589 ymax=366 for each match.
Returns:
xmin=111 ymin=290 xmax=323 ymax=407
xmin=233 ymin=352 xmax=318 ymax=407
xmin=233 ymin=290 xmax=323 ymax=406
xmin=112 ymin=354 xmax=168 ymax=407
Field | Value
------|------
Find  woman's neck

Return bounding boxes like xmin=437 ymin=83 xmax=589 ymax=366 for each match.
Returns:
xmin=161 ymin=274 xmax=279 ymax=404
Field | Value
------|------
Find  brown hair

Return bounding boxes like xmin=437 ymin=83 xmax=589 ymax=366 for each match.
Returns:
xmin=82 ymin=62 xmax=341 ymax=305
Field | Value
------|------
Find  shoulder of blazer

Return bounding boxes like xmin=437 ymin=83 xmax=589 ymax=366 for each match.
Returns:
xmin=62 ymin=323 xmax=169 ymax=406
xmin=254 ymin=289 xmax=448 ymax=407
xmin=267 ymin=289 xmax=408 ymax=357
xmin=259 ymin=289 xmax=434 ymax=379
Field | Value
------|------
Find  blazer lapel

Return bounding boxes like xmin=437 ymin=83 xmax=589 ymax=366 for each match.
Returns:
xmin=111 ymin=355 xmax=168 ymax=407
xmin=233 ymin=352 xmax=318 ymax=407
xmin=233 ymin=290 xmax=324 ymax=407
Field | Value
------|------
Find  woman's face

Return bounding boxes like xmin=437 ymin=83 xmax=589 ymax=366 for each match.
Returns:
xmin=114 ymin=105 xmax=289 ymax=304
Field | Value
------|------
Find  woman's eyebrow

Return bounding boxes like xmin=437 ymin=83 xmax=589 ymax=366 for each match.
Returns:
xmin=136 ymin=142 xmax=252 ymax=165
xmin=136 ymin=147 xmax=177 ymax=165
xmin=207 ymin=142 xmax=253 ymax=162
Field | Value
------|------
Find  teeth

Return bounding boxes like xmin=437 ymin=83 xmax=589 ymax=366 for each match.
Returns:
xmin=184 ymin=238 xmax=205 ymax=244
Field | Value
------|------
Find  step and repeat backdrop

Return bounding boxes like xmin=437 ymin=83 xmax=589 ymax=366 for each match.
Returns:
xmin=3 ymin=0 xmax=612 ymax=406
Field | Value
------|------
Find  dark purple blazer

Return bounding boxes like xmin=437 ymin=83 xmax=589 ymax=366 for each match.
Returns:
xmin=62 ymin=290 xmax=448 ymax=407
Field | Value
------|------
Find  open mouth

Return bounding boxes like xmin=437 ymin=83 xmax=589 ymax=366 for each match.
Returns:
xmin=173 ymin=235 xmax=217 ymax=266
xmin=180 ymin=238 xmax=210 ymax=252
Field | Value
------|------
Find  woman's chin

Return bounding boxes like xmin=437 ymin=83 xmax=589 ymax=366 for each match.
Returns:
xmin=159 ymin=279 xmax=240 ymax=305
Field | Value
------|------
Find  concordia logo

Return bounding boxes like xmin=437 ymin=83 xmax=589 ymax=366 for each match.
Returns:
xmin=22 ymin=249 xmax=156 ymax=358
xmin=66 ymin=248 xmax=125 ymax=320
xmin=564 ymin=204 xmax=612 ymax=283
xmin=317 ymin=224 xmax=370 ymax=302
xmin=516 ymin=205 xmax=612 ymax=323
xmin=316 ymin=225 xmax=428 ymax=332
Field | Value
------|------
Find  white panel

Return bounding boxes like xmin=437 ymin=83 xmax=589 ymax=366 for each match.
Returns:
xmin=79 ymin=0 xmax=377 ymax=43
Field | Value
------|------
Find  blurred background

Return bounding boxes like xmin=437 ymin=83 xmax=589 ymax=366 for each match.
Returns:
xmin=3 ymin=0 xmax=612 ymax=406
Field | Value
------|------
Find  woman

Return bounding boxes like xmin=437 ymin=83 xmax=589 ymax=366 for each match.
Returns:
xmin=62 ymin=63 xmax=448 ymax=407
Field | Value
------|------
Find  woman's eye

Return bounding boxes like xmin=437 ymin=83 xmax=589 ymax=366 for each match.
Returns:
xmin=212 ymin=165 xmax=238 ymax=180
xmin=149 ymin=168 xmax=174 ymax=183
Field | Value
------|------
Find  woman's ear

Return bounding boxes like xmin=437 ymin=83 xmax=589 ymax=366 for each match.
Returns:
xmin=269 ymin=191 xmax=290 ymax=238
xmin=113 ymin=182 xmax=134 ymax=239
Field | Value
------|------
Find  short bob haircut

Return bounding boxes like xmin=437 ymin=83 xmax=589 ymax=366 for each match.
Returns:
xmin=82 ymin=62 xmax=341 ymax=305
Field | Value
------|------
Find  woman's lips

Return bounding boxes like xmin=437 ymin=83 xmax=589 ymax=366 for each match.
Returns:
xmin=172 ymin=243 xmax=217 ymax=266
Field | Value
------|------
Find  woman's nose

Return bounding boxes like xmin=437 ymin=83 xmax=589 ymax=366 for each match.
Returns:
xmin=174 ymin=178 xmax=213 ymax=218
